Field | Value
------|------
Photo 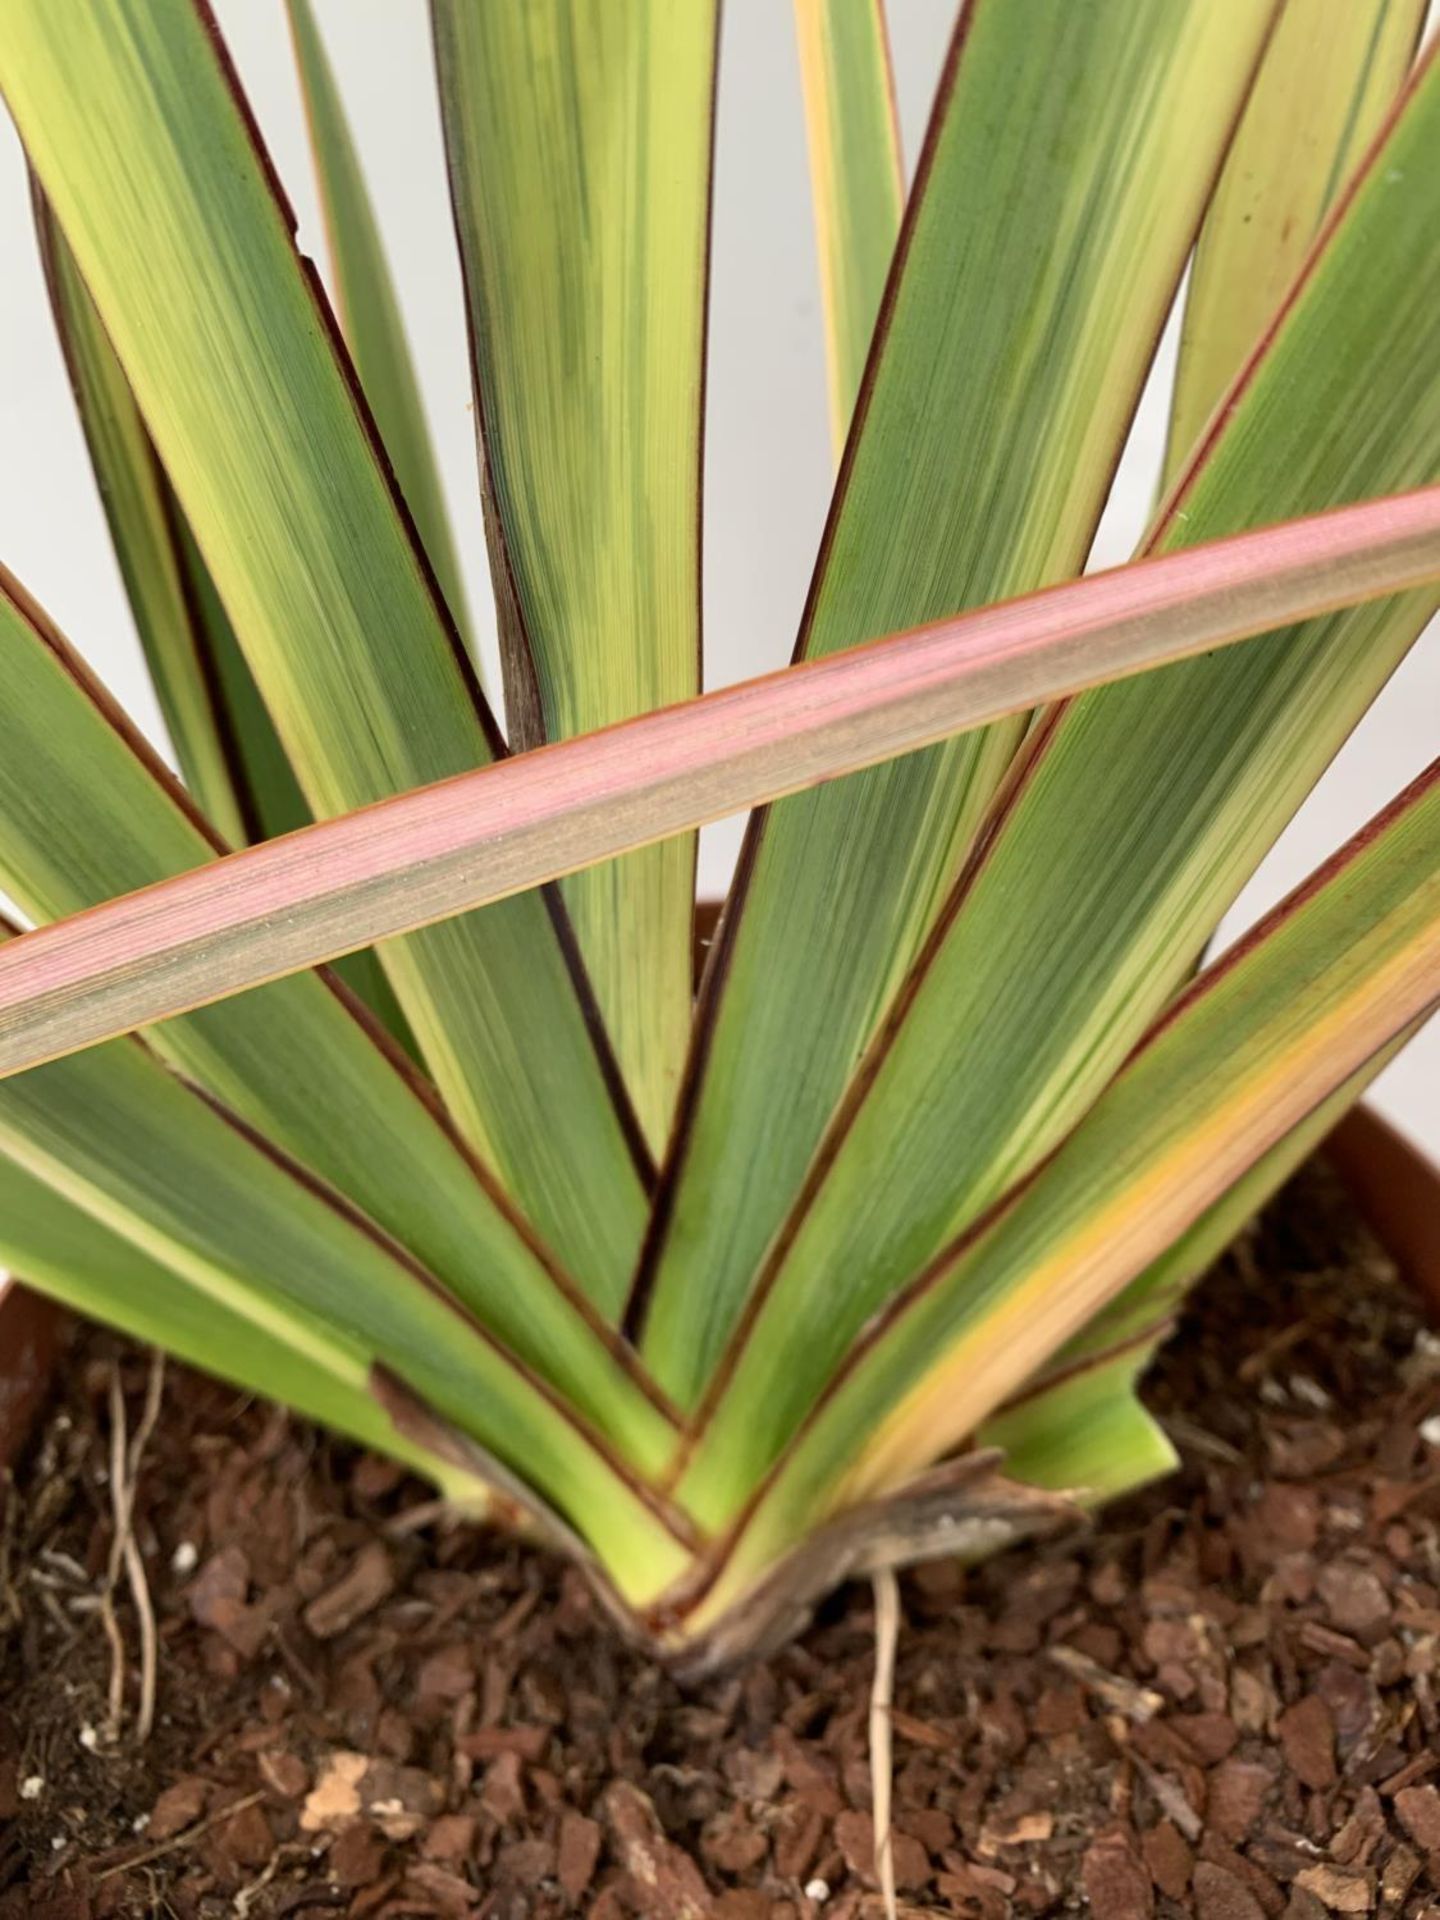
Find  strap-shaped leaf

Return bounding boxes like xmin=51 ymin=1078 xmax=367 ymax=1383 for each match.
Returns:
xmin=794 ymin=0 xmax=903 ymax=450
xmin=0 ymin=0 xmax=650 ymax=1299
xmin=980 ymin=1036 xmax=1412 ymax=1500
xmin=636 ymin=0 xmax=1285 ymax=1400
xmin=36 ymin=202 xmax=259 ymax=852
xmin=4 ymin=489 xmax=1438 ymax=1079
xmin=677 ymin=49 xmax=1440 ymax=1498
xmin=0 ymin=1032 xmax=691 ymax=1600
xmin=34 ymin=199 xmax=413 ymax=1043
xmin=0 ymin=578 xmax=674 ymax=1470
xmin=0 ymin=1149 xmax=485 ymax=1500
xmin=679 ymin=758 xmax=1440 ymax=1604
xmin=433 ymin=2 xmax=716 ymax=1152
xmin=286 ymin=0 xmax=473 ymax=655
xmin=1163 ymin=0 xmax=1426 ymax=485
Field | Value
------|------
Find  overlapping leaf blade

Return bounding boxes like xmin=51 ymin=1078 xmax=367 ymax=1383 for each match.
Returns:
xmin=979 ymin=1041 xmax=1410 ymax=1500
xmin=0 ymin=1024 xmax=690 ymax=1599
xmin=5 ymin=491 xmax=1439 ymax=1081
xmin=1164 ymin=0 xmax=1426 ymax=486
xmin=636 ymin=0 xmax=1281 ymax=1400
xmin=0 ymin=576 xmax=674 ymax=1469
xmin=36 ymin=204 xmax=258 ymax=852
xmin=793 ymin=0 xmax=903 ymax=449
xmin=0 ymin=1149 xmax=485 ymax=1499
xmin=681 ymin=761 xmax=1440 ymax=1617
xmin=35 ymin=200 xmax=413 ymax=1042
xmin=677 ymin=46 xmax=1440 ymax=1520
xmin=433 ymin=0 xmax=717 ymax=1151
xmin=286 ymin=0 xmax=473 ymax=654
xmin=996 ymin=0 xmax=1428 ymax=1513
xmin=0 ymin=0 xmax=651 ymax=1302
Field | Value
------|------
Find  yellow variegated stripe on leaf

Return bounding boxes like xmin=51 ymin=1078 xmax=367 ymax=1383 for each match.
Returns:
xmin=0 ymin=1150 xmax=487 ymax=1503
xmin=1164 ymin=0 xmax=1426 ymax=487
xmin=683 ymin=763 xmax=1440 ymax=1617
xmin=0 ymin=0 xmax=651 ymax=1304
xmin=794 ymin=0 xmax=903 ymax=450
xmin=35 ymin=203 xmax=412 ymax=1043
xmin=433 ymin=2 xmax=716 ymax=1151
xmin=286 ymin=0 xmax=473 ymax=655
xmin=675 ymin=46 xmax=1440 ymax=1520
xmin=638 ymin=0 xmax=1279 ymax=1402
xmin=980 ymin=1035 xmax=1413 ymax=1503
xmin=0 ymin=1034 xmax=691 ymax=1600
xmin=0 ymin=580 xmax=674 ymax=1471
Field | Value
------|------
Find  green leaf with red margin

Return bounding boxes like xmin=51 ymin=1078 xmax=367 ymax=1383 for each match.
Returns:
xmin=1163 ymin=0 xmax=1426 ymax=485
xmin=635 ymin=0 xmax=1284 ymax=1402
xmin=34 ymin=197 xmax=414 ymax=1045
xmin=793 ymin=0 xmax=904 ymax=451
xmin=678 ymin=757 xmax=1440 ymax=1622
xmin=0 ymin=0 xmax=652 ymax=1303
xmin=675 ymin=45 xmax=1440 ymax=1513
xmin=0 ymin=576 xmax=675 ymax=1472
xmin=286 ymin=0 xmax=474 ymax=658
xmin=432 ymin=0 xmax=717 ymax=1152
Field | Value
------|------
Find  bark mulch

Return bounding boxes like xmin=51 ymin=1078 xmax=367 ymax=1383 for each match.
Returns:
xmin=3 ymin=1159 xmax=1440 ymax=1919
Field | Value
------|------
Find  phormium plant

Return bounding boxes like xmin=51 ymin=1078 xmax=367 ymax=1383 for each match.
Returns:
xmin=0 ymin=0 xmax=1437 ymax=1670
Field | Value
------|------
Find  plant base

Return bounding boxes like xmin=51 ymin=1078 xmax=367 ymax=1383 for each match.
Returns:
xmin=2 ymin=1159 xmax=1437 ymax=1916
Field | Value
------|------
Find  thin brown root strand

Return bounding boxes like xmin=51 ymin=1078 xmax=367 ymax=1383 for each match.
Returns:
xmin=869 ymin=1567 xmax=900 ymax=1920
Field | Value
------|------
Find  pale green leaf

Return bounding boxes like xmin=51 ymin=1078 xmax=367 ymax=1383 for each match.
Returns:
xmin=0 ymin=1149 xmax=486 ymax=1500
xmin=1164 ymin=0 xmax=1426 ymax=485
xmin=0 ymin=1030 xmax=691 ymax=1600
xmin=794 ymin=0 xmax=904 ymax=450
xmin=677 ymin=49 xmax=1440 ymax=1507
xmin=980 ymin=1037 xmax=1414 ymax=1500
xmin=683 ymin=757 xmax=1440 ymax=1603
xmin=286 ymin=0 xmax=474 ymax=653
xmin=637 ymin=0 xmax=1280 ymax=1400
xmin=0 ymin=0 xmax=651 ymax=1299
xmin=433 ymin=1 xmax=717 ymax=1150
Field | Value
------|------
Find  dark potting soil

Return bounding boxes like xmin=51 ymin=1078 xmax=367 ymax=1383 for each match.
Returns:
xmin=3 ymin=1159 xmax=1440 ymax=1920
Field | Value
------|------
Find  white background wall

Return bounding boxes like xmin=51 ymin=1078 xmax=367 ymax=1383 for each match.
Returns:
xmin=0 ymin=2 xmax=1434 ymax=1155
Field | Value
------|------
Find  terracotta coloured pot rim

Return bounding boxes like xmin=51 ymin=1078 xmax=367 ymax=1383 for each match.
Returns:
xmin=0 ymin=1275 xmax=62 ymax=1475
xmin=1323 ymin=1103 xmax=1440 ymax=1322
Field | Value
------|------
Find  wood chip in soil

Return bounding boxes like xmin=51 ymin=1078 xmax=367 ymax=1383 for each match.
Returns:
xmin=3 ymin=1160 xmax=1440 ymax=1918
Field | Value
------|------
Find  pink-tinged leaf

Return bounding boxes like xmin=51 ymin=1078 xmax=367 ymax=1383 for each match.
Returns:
xmin=1 ymin=486 xmax=1439 ymax=1076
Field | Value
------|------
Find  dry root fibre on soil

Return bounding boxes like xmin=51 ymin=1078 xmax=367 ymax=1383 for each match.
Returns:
xmin=4 ymin=1161 xmax=1440 ymax=1919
